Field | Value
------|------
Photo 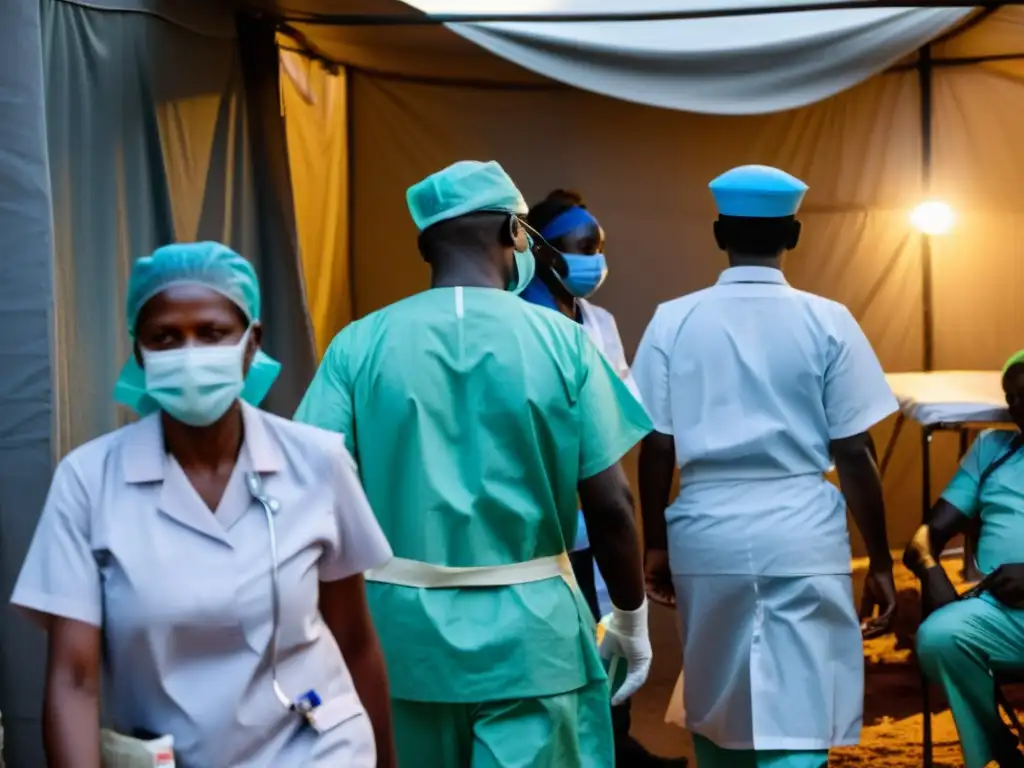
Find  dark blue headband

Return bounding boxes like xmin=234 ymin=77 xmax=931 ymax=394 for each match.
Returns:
xmin=540 ymin=206 xmax=600 ymax=241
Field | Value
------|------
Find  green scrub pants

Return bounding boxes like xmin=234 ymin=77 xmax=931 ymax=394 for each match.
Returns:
xmin=917 ymin=597 xmax=1024 ymax=768
xmin=692 ymin=735 xmax=827 ymax=767
xmin=392 ymin=679 xmax=613 ymax=768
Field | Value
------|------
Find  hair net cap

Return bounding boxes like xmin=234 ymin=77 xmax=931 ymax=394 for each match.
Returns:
xmin=407 ymin=160 xmax=529 ymax=232
xmin=126 ymin=241 xmax=262 ymax=334
xmin=1003 ymin=350 xmax=1024 ymax=376
xmin=115 ymin=241 xmax=281 ymax=416
xmin=709 ymin=165 xmax=808 ymax=218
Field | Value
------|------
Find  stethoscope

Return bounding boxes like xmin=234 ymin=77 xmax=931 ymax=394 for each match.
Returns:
xmin=244 ymin=472 xmax=323 ymax=725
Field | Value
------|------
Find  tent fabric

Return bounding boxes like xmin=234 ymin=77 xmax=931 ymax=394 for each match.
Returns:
xmin=45 ymin=0 xmax=314 ymax=461
xmin=7 ymin=3 xmax=1024 ymax=762
xmin=0 ymin=4 xmax=315 ymax=758
xmin=0 ymin=3 xmax=54 ymax=766
xmin=285 ymin=1 xmax=973 ymax=114
xmin=282 ymin=49 xmax=353 ymax=355
xmin=444 ymin=5 xmax=972 ymax=114
xmin=330 ymin=64 xmax=926 ymax=552
xmin=236 ymin=15 xmax=320 ymax=411
xmin=280 ymin=3 xmax=1024 ymax=550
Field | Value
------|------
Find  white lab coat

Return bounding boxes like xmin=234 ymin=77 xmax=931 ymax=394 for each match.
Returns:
xmin=575 ymin=298 xmax=642 ymax=618
xmin=12 ymin=403 xmax=392 ymax=768
xmin=632 ymin=266 xmax=897 ymax=751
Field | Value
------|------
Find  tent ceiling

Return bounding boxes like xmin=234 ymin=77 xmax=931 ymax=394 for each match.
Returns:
xmin=78 ymin=3 xmax=1024 ymax=113
xmin=260 ymin=0 xmax=980 ymax=113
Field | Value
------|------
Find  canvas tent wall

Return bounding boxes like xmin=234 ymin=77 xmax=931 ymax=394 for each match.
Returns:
xmin=278 ymin=0 xmax=1024 ymax=549
xmin=0 ymin=2 xmax=320 ymax=764
xmin=2 ymin=1 xmax=1024 ymax=764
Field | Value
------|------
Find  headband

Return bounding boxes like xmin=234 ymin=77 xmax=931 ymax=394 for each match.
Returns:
xmin=540 ymin=206 xmax=600 ymax=242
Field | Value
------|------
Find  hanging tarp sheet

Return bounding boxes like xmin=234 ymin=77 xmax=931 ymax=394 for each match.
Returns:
xmin=45 ymin=0 xmax=314 ymax=459
xmin=281 ymin=50 xmax=352 ymax=358
xmin=287 ymin=1 xmax=973 ymax=113
xmin=0 ymin=3 xmax=53 ymax=766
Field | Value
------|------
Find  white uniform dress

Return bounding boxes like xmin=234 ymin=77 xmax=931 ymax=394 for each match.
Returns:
xmin=577 ymin=298 xmax=642 ymax=616
xmin=631 ymin=265 xmax=897 ymax=751
xmin=11 ymin=403 xmax=393 ymax=768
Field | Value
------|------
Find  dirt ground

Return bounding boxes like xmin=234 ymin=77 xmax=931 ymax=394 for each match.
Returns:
xmin=628 ymin=556 xmax=1022 ymax=767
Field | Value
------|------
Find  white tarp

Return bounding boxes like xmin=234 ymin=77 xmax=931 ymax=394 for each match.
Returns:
xmin=97 ymin=1 xmax=978 ymax=114
xmin=404 ymin=1 xmax=974 ymax=113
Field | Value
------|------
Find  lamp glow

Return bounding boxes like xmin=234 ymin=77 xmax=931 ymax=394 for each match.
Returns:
xmin=910 ymin=201 xmax=955 ymax=236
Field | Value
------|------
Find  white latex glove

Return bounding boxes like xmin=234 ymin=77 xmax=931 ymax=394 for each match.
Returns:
xmin=598 ymin=599 xmax=652 ymax=706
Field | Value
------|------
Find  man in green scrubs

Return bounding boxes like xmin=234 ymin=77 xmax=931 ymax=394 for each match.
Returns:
xmin=295 ymin=160 xmax=653 ymax=767
xmin=907 ymin=352 xmax=1024 ymax=768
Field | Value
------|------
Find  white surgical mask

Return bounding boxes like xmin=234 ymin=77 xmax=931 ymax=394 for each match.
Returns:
xmin=141 ymin=328 xmax=251 ymax=427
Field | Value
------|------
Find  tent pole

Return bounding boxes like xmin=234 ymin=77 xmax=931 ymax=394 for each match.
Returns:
xmin=918 ymin=44 xmax=934 ymax=373
xmin=345 ymin=67 xmax=357 ymax=320
xmin=918 ymin=44 xmax=935 ymax=768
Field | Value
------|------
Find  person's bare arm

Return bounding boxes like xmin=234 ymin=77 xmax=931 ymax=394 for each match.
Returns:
xmin=638 ymin=432 xmax=676 ymax=605
xmin=320 ymin=575 xmax=395 ymax=768
xmin=638 ymin=432 xmax=675 ymax=551
xmin=43 ymin=617 xmax=101 ymax=768
xmin=579 ymin=463 xmax=645 ymax=611
xmin=903 ymin=500 xmax=972 ymax=612
xmin=833 ymin=432 xmax=891 ymax=565
xmin=926 ymin=500 xmax=972 ymax=558
xmin=832 ymin=432 xmax=897 ymax=636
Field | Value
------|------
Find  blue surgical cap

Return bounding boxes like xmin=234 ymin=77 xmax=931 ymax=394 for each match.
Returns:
xmin=114 ymin=241 xmax=281 ymax=415
xmin=407 ymin=160 xmax=528 ymax=232
xmin=709 ymin=165 xmax=808 ymax=218
xmin=126 ymin=241 xmax=262 ymax=334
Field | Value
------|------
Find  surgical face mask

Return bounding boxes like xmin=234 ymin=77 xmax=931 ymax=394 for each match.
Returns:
xmin=508 ymin=241 xmax=536 ymax=296
xmin=141 ymin=328 xmax=252 ymax=427
xmin=554 ymin=252 xmax=608 ymax=298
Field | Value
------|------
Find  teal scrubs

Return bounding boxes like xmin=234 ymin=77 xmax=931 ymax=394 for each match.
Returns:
xmin=295 ymin=287 xmax=652 ymax=767
xmin=917 ymin=429 xmax=1024 ymax=768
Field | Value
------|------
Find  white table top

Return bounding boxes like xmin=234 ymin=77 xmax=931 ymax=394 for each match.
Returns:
xmin=884 ymin=371 xmax=1009 ymax=426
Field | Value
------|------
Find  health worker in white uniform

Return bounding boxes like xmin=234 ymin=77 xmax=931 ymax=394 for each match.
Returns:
xmin=521 ymin=189 xmax=685 ymax=768
xmin=11 ymin=243 xmax=395 ymax=768
xmin=632 ymin=166 xmax=899 ymax=768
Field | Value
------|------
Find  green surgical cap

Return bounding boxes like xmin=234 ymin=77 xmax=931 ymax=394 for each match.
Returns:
xmin=126 ymin=241 xmax=261 ymax=334
xmin=407 ymin=160 xmax=528 ymax=232
xmin=1003 ymin=349 xmax=1024 ymax=375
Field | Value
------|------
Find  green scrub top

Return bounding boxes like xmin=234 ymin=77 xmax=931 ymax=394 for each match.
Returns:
xmin=294 ymin=287 xmax=652 ymax=703
xmin=941 ymin=428 xmax=1024 ymax=576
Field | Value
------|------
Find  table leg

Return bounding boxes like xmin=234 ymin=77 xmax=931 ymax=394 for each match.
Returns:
xmin=879 ymin=413 xmax=905 ymax=479
xmin=921 ymin=426 xmax=933 ymax=523
xmin=921 ymin=424 xmax=934 ymax=768
xmin=959 ymin=428 xmax=984 ymax=583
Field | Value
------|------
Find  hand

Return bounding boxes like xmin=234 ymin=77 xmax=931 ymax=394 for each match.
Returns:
xmin=860 ymin=564 xmax=897 ymax=639
xmin=902 ymin=525 xmax=936 ymax=578
xmin=644 ymin=549 xmax=675 ymax=607
xmin=920 ymin=565 xmax=959 ymax=616
xmin=987 ymin=563 xmax=1024 ymax=608
xmin=598 ymin=600 xmax=653 ymax=706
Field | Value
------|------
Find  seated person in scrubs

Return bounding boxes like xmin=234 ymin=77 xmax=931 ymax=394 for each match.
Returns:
xmin=633 ymin=166 xmax=899 ymax=768
xmin=11 ymin=243 xmax=395 ymax=768
xmin=523 ymin=189 xmax=687 ymax=768
xmin=294 ymin=161 xmax=654 ymax=768
xmin=905 ymin=351 xmax=1024 ymax=768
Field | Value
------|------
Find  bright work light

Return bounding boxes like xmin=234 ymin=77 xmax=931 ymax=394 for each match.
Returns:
xmin=910 ymin=201 xmax=955 ymax=236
